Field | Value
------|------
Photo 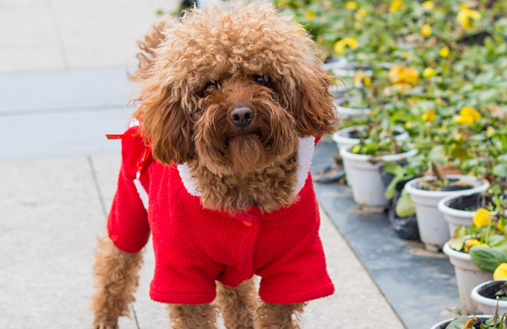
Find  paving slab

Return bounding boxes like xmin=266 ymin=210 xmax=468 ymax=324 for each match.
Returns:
xmin=0 ymin=0 xmax=180 ymax=73
xmin=0 ymin=0 xmax=66 ymax=72
xmin=0 ymin=156 xmax=141 ymax=328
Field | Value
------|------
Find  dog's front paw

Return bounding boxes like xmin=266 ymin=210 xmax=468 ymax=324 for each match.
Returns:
xmin=92 ymin=318 xmax=119 ymax=329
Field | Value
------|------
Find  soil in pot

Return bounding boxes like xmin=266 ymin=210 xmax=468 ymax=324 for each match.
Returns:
xmin=414 ymin=177 xmax=474 ymax=192
xmin=447 ymin=193 xmax=494 ymax=212
xmin=478 ymin=280 xmax=507 ymax=301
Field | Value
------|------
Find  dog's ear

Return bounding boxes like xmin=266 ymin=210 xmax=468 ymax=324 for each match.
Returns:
xmin=288 ymin=61 xmax=338 ymax=137
xmin=135 ymin=87 xmax=195 ymax=165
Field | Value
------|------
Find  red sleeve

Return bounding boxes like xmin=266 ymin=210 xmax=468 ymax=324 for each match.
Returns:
xmin=107 ymin=127 xmax=150 ymax=253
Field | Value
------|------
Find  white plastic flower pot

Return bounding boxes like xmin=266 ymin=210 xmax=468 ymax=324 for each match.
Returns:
xmin=438 ymin=193 xmax=503 ymax=235
xmin=339 ymin=146 xmax=417 ymax=212
xmin=333 ymin=105 xmax=371 ymax=119
xmin=430 ymin=315 xmax=491 ymax=329
xmin=405 ymin=176 xmax=489 ymax=251
xmin=443 ymin=242 xmax=493 ymax=315
xmin=438 ymin=194 xmax=478 ymax=234
xmin=471 ymin=280 xmax=507 ymax=316
xmin=332 ymin=126 xmax=409 ymax=150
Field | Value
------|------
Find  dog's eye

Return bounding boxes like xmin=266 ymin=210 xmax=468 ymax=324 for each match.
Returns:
xmin=253 ymin=75 xmax=268 ymax=86
xmin=202 ymin=82 xmax=218 ymax=96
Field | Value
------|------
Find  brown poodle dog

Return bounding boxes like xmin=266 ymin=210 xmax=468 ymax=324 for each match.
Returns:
xmin=90 ymin=1 xmax=337 ymax=328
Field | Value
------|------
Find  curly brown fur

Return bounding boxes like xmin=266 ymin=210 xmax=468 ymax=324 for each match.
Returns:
xmin=90 ymin=236 xmax=143 ymax=329
xmin=257 ymin=302 xmax=306 ymax=329
xmin=216 ymin=279 xmax=257 ymax=329
xmin=131 ymin=2 xmax=337 ymax=213
xmin=168 ymin=303 xmax=219 ymax=329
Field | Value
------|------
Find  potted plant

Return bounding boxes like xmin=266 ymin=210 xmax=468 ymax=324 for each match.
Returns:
xmin=472 ymin=280 xmax=507 ymax=316
xmin=332 ymin=124 xmax=409 ymax=150
xmin=444 ymin=209 xmax=507 ymax=314
xmin=431 ymin=316 xmax=501 ymax=329
xmin=340 ymin=135 xmax=417 ymax=212
xmin=439 ymin=194 xmax=507 ymax=235
xmin=405 ymin=146 xmax=490 ymax=251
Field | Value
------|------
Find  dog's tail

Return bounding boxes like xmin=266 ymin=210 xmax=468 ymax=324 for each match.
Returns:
xmin=129 ymin=15 xmax=176 ymax=82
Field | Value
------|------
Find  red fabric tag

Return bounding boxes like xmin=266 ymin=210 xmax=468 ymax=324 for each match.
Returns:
xmin=106 ymin=133 xmax=140 ymax=140
xmin=137 ymin=147 xmax=152 ymax=178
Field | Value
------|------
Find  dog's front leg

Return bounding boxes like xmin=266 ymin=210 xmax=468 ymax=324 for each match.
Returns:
xmin=257 ymin=302 xmax=306 ymax=329
xmin=216 ymin=279 xmax=257 ymax=329
xmin=90 ymin=236 xmax=144 ymax=329
xmin=168 ymin=303 xmax=218 ymax=329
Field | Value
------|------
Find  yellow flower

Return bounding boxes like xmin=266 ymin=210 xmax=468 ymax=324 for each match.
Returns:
xmin=334 ymin=38 xmax=359 ymax=55
xmin=358 ymin=8 xmax=367 ymax=17
xmin=276 ymin=0 xmax=291 ymax=7
xmin=441 ymin=125 xmax=448 ymax=132
xmin=421 ymin=24 xmax=432 ymax=37
xmin=345 ymin=1 xmax=358 ymax=10
xmin=435 ymin=98 xmax=443 ymax=105
xmin=389 ymin=0 xmax=403 ymax=13
xmin=305 ymin=11 xmax=315 ymax=21
xmin=440 ymin=46 xmax=450 ymax=58
xmin=454 ymin=133 xmax=463 ymax=141
xmin=422 ymin=109 xmax=436 ymax=122
xmin=474 ymin=208 xmax=491 ymax=228
xmin=494 ymin=263 xmax=507 ymax=280
xmin=423 ymin=67 xmax=437 ymax=78
xmin=457 ymin=5 xmax=482 ymax=30
xmin=455 ymin=107 xmax=481 ymax=125
xmin=498 ymin=219 xmax=504 ymax=233
xmin=405 ymin=121 xmax=412 ymax=129
xmin=353 ymin=70 xmax=371 ymax=87
xmin=422 ymin=1 xmax=435 ymax=10
xmin=487 ymin=126 xmax=495 ymax=137
xmin=368 ymin=108 xmax=380 ymax=117
xmin=388 ymin=66 xmax=419 ymax=86
xmin=465 ymin=239 xmax=489 ymax=252
xmin=316 ymin=36 xmax=323 ymax=44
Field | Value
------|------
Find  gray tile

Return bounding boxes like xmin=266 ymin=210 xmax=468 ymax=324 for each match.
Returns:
xmin=0 ymin=106 xmax=134 ymax=161
xmin=0 ymin=1 xmax=65 ymax=73
xmin=0 ymin=68 xmax=136 ymax=113
xmin=0 ymin=157 xmax=136 ymax=328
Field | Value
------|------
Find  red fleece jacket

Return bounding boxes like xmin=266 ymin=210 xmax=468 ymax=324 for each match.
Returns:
xmin=107 ymin=126 xmax=334 ymax=305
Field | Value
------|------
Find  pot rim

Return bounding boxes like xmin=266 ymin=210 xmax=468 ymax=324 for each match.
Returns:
xmin=438 ymin=193 xmax=482 ymax=219
xmin=339 ymin=144 xmax=417 ymax=162
xmin=405 ymin=175 xmax=490 ymax=199
xmin=332 ymin=125 xmax=408 ymax=145
xmin=471 ymin=279 xmax=507 ymax=307
xmin=430 ymin=315 xmax=492 ymax=329
xmin=443 ymin=241 xmax=472 ymax=261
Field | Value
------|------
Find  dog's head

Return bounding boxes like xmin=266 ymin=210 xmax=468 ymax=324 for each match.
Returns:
xmin=133 ymin=1 xmax=337 ymax=174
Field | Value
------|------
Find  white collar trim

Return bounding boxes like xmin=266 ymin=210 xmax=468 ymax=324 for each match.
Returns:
xmin=177 ymin=136 xmax=315 ymax=197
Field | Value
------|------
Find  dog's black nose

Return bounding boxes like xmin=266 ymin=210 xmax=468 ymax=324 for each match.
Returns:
xmin=229 ymin=106 xmax=254 ymax=127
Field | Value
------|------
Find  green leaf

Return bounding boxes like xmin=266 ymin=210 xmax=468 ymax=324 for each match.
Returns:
xmin=493 ymin=164 xmax=507 ymax=178
xmin=395 ymin=192 xmax=416 ymax=217
xmin=450 ymin=226 xmax=466 ymax=251
xmin=445 ymin=316 xmax=470 ymax=329
xmin=470 ymin=246 xmax=507 ymax=273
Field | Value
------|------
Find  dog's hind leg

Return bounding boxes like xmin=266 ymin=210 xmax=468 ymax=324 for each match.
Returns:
xmin=168 ymin=303 xmax=219 ymax=329
xmin=256 ymin=302 xmax=306 ymax=329
xmin=216 ymin=278 xmax=257 ymax=329
xmin=90 ymin=236 xmax=144 ymax=329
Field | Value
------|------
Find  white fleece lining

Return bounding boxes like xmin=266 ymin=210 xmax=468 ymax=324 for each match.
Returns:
xmin=134 ymin=179 xmax=149 ymax=209
xmin=177 ymin=136 xmax=315 ymax=197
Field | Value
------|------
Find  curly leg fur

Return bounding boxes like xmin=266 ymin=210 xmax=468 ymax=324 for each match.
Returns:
xmin=90 ymin=236 xmax=144 ymax=329
xmin=216 ymin=279 xmax=257 ymax=329
xmin=257 ymin=302 xmax=306 ymax=329
xmin=168 ymin=304 xmax=219 ymax=329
